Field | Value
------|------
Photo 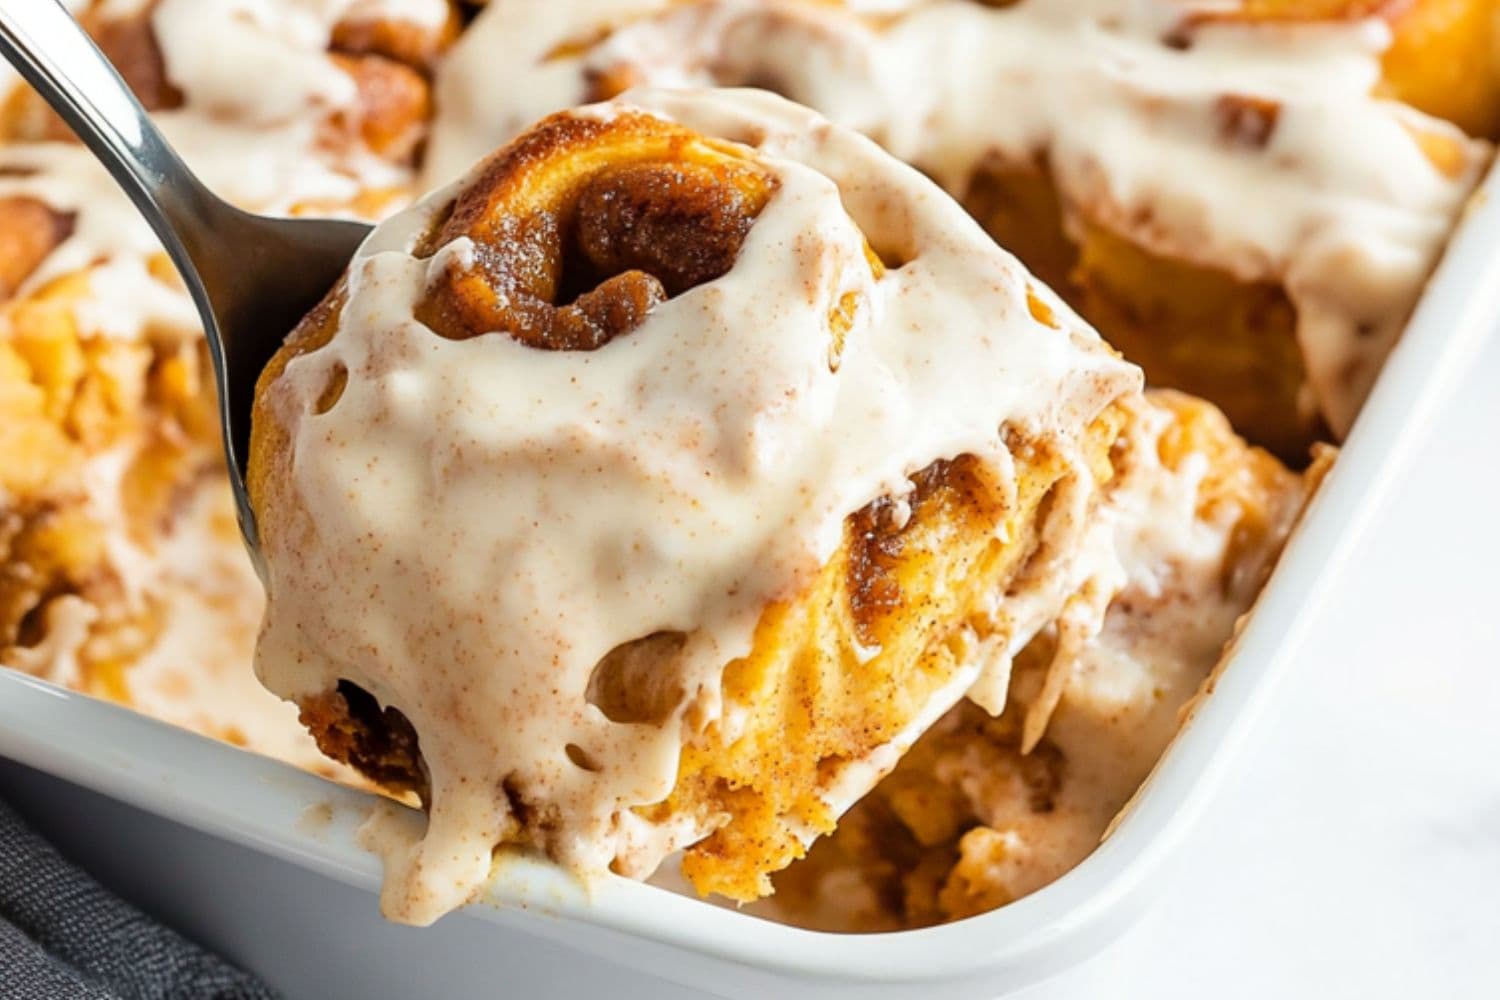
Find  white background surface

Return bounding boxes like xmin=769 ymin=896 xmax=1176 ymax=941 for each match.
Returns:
xmin=1042 ymin=321 xmax=1500 ymax=999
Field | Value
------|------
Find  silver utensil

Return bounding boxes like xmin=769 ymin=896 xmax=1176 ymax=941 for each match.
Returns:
xmin=0 ymin=0 xmax=372 ymax=570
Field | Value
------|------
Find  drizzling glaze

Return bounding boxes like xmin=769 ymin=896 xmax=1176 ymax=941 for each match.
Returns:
xmin=424 ymin=0 xmax=1492 ymax=436
xmin=252 ymin=89 xmax=1141 ymax=925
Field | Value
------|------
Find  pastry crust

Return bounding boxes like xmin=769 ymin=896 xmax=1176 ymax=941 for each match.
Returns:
xmin=248 ymin=95 xmax=1141 ymax=910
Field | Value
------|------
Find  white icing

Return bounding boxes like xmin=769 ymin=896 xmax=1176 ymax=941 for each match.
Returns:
xmin=151 ymin=0 xmax=357 ymax=124
xmin=104 ymin=474 xmax=362 ymax=780
xmin=3 ymin=596 xmax=98 ymax=689
xmin=339 ymin=0 xmax=451 ymax=30
xmin=0 ymin=0 xmax=423 ymax=299
xmin=948 ymin=396 xmax=1312 ymax=903
xmin=253 ymin=89 xmax=1141 ymax=924
xmin=425 ymin=0 xmax=1492 ymax=436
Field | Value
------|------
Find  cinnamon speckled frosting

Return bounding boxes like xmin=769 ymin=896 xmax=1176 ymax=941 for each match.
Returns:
xmin=250 ymin=89 xmax=1140 ymax=924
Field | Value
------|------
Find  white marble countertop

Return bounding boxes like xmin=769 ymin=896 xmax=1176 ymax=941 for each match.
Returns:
xmin=1033 ymin=322 xmax=1500 ymax=999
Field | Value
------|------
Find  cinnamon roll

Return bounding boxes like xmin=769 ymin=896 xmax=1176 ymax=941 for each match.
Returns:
xmin=247 ymin=89 xmax=1144 ymax=923
xmin=424 ymin=0 xmax=1494 ymax=459
xmin=772 ymin=389 xmax=1332 ymax=931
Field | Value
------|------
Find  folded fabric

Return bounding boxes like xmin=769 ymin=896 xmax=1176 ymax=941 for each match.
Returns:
xmin=0 ymin=797 xmax=275 ymax=1000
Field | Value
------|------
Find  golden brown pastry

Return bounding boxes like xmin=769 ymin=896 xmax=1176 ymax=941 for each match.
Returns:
xmin=248 ymin=89 xmax=1145 ymax=923
xmin=773 ymin=389 xmax=1332 ymax=930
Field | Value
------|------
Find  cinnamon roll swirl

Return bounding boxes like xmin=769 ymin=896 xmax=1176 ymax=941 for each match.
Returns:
xmin=423 ymin=0 xmax=1494 ymax=459
xmin=248 ymin=89 xmax=1143 ymax=923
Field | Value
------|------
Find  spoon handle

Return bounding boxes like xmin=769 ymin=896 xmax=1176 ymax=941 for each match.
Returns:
xmin=0 ymin=0 xmax=223 ymax=295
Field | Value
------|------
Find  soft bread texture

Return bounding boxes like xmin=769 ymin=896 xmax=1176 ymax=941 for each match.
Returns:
xmin=0 ymin=241 xmax=368 ymax=777
xmin=656 ymin=426 xmax=1123 ymax=900
xmin=248 ymin=92 xmax=1140 ymax=920
xmin=0 ymin=257 xmax=212 ymax=697
xmin=772 ymin=389 xmax=1331 ymax=930
xmin=965 ymin=164 xmax=1318 ymax=460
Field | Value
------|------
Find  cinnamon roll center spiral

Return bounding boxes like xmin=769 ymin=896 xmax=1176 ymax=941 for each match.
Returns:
xmin=417 ymin=112 xmax=778 ymax=350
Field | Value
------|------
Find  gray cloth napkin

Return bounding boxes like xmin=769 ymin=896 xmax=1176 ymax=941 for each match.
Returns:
xmin=0 ymin=797 xmax=277 ymax=1000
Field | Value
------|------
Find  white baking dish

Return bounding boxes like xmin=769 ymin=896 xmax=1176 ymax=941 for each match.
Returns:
xmin=2 ymin=156 xmax=1498 ymax=999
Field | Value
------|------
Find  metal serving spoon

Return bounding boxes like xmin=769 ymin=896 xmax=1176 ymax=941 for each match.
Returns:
xmin=0 ymin=0 xmax=372 ymax=569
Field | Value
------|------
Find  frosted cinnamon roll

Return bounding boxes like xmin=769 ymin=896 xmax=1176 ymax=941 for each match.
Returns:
xmin=247 ymin=89 xmax=1144 ymax=924
xmin=424 ymin=0 xmax=1493 ymax=459
xmin=772 ymin=389 xmax=1332 ymax=931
